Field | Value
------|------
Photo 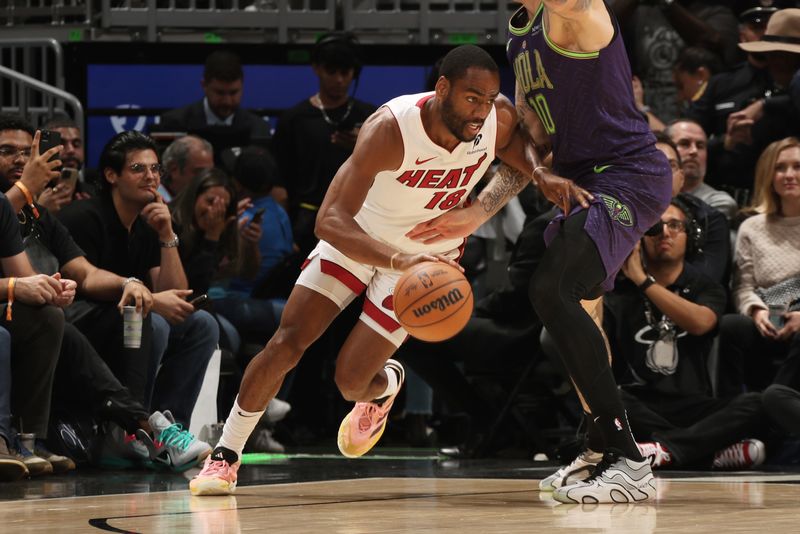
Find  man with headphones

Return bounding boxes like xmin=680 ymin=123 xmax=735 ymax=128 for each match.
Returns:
xmin=271 ymin=32 xmax=377 ymax=256
xmin=601 ymin=197 xmax=767 ymax=470
xmin=653 ymin=131 xmax=732 ymax=286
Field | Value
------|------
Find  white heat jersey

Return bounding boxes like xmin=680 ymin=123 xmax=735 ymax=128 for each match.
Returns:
xmin=354 ymin=92 xmax=497 ymax=257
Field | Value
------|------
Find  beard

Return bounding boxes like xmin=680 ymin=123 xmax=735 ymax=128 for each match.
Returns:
xmin=441 ymin=97 xmax=478 ymax=143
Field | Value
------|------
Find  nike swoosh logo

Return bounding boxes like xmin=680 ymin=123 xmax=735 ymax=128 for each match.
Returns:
xmin=593 ymin=164 xmax=613 ymax=174
xmin=237 ymin=411 xmax=260 ymax=417
xmin=415 ymin=156 xmax=436 ymax=165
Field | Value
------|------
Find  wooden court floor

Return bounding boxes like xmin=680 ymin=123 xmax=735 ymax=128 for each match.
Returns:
xmin=1 ymin=473 xmax=799 ymax=533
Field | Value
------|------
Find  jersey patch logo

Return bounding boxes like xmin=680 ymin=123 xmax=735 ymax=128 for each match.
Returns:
xmin=473 ymin=134 xmax=482 ymax=148
xmin=598 ymin=193 xmax=634 ymax=227
xmin=415 ymin=156 xmax=436 ymax=165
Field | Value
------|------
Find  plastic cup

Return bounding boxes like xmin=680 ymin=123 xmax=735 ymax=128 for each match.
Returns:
xmin=18 ymin=432 xmax=35 ymax=452
xmin=123 ymin=305 xmax=143 ymax=349
xmin=768 ymin=303 xmax=787 ymax=329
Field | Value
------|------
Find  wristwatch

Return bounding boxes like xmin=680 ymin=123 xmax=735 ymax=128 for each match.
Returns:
xmin=160 ymin=233 xmax=180 ymax=248
xmin=638 ymin=275 xmax=657 ymax=292
xmin=122 ymin=277 xmax=144 ymax=288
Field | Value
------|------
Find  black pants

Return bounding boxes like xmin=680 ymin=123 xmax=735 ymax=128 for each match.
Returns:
xmin=622 ymin=389 xmax=766 ymax=466
xmin=718 ymin=313 xmax=800 ymax=395
xmin=1 ymin=302 xmax=64 ymax=438
xmin=53 ymin=323 xmax=149 ymax=434
xmin=528 ymin=210 xmax=637 ymax=455
xmin=763 ymin=384 xmax=800 ymax=437
xmin=66 ymin=301 xmax=156 ymax=405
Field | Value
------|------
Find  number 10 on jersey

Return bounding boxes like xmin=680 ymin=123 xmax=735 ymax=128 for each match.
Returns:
xmin=528 ymin=93 xmax=556 ymax=135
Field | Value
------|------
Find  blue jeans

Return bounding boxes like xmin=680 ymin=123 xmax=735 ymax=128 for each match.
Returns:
xmin=150 ymin=310 xmax=219 ymax=426
xmin=0 ymin=326 xmax=10 ymax=445
xmin=212 ymin=297 xmax=285 ymax=347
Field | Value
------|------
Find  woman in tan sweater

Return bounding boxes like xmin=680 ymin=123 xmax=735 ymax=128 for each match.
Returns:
xmin=718 ymin=137 xmax=800 ymax=395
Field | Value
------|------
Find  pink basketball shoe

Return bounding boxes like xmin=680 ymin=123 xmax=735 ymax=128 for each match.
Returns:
xmin=337 ymin=360 xmax=404 ymax=458
xmin=190 ymin=451 xmax=241 ymax=496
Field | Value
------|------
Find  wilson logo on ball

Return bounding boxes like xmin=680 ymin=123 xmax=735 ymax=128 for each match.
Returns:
xmin=412 ymin=288 xmax=466 ymax=318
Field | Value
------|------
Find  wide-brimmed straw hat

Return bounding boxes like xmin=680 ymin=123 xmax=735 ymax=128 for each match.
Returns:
xmin=740 ymin=8 xmax=800 ymax=54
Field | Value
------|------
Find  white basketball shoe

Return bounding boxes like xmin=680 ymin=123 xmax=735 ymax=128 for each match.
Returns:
xmin=539 ymin=449 xmax=603 ymax=491
xmin=553 ymin=450 xmax=657 ymax=504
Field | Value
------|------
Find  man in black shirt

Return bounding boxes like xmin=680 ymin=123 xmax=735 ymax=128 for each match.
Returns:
xmin=156 ymin=51 xmax=271 ymax=150
xmin=0 ymin=191 xmax=66 ymax=479
xmin=605 ymin=199 xmax=766 ymax=469
xmin=271 ymin=32 xmax=377 ymax=255
xmin=58 ymin=131 xmax=219 ymax=440
xmin=0 ymin=115 xmax=212 ymax=472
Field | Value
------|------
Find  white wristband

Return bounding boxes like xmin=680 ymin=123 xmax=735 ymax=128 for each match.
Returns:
xmin=533 ymin=166 xmax=548 ymax=177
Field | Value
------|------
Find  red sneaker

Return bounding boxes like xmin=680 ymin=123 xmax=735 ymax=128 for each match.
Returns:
xmin=637 ymin=441 xmax=673 ymax=468
xmin=712 ymin=439 xmax=765 ymax=470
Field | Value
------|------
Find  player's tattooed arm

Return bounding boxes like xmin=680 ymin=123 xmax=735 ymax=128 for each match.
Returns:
xmin=477 ymin=163 xmax=530 ymax=217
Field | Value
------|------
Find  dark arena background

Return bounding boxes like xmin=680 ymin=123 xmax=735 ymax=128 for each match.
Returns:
xmin=2 ymin=1 xmax=800 ymax=532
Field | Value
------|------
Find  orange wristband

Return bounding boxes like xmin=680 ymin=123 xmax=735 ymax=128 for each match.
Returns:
xmin=6 ymin=277 xmax=15 ymax=321
xmin=13 ymin=181 xmax=39 ymax=219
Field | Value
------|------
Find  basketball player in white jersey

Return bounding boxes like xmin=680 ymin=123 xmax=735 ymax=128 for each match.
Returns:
xmin=191 ymin=44 xmax=590 ymax=496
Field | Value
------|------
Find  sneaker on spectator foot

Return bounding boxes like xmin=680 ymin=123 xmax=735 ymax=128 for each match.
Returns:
xmin=712 ymin=439 xmax=765 ymax=470
xmin=0 ymin=436 xmax=28 ymax=481
xmin=12 ymin=436 xmax=52 ymax=477
xmin=637 ymin=442 xmax=673 ymax=469
xmin=553 ymin=450 xmax=657 ymax=504
xmin=264 ymin=398 xmax=291 ymax=424
xmin=190 ymin=447 xmax=240 ymax=496
xmin=246 ymin=428 xmax=285 ymax=453
xmin=97 ymin=424 xmax=151 ymax=469
xmin=337 ymin=360 xmax=405 ymax=458
xmin=539 ymin=449 xmax=603 ymax=491
xmin=34 ymin=440 xmax=76 ymax=474
xmin=137 ymin=411 xmax=212 ymax=472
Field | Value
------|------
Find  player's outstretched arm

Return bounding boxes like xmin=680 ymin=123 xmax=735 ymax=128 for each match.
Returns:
xmin=405 ymin=95 xmax=542 ymax=245
xmin=495 ymin=93 xmax=592 ymax=214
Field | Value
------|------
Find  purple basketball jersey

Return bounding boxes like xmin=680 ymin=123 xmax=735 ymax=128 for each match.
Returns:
xmin=506 ymin=2 xmax=672 ymax=290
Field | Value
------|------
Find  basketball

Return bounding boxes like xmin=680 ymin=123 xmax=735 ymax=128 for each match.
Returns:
xmin=393 ymin=261 xmax=473 ymax=342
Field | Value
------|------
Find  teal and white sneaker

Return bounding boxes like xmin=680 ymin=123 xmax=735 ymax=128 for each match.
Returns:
xmin=137 ymin=411 xmax=212 ymax=472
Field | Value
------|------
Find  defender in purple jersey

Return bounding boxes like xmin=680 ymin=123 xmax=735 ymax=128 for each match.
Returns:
xmin=506 ymin=0 xmax=670 ymax=504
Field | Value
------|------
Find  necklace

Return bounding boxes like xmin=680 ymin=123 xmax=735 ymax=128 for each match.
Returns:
xmin=312 ymin=93 xmax=354 ymax=127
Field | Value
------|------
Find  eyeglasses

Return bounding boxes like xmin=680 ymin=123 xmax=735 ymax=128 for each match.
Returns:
xmin=0 ymin=145 xmax=32 ymax=159
xmin=128 ymin=163 xmax=163 ymax=176
xmin=645 ymin=218 xmax=687 ymax=237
